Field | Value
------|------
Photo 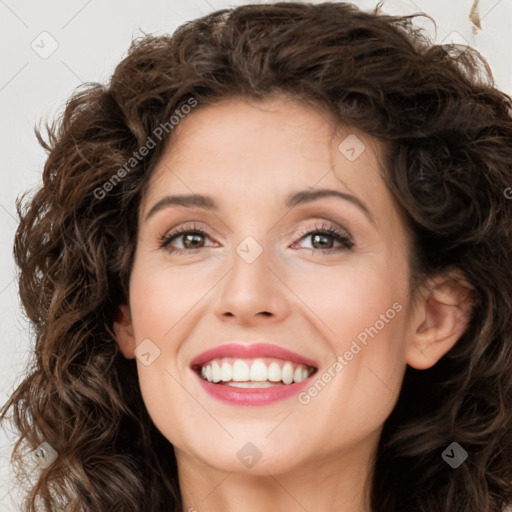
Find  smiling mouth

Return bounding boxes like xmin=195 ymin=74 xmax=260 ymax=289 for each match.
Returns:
xmin=192 ymin=357 xmax=317 ymax=387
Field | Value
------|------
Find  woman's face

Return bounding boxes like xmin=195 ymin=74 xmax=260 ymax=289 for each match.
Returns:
xmin=115 ymin=96 xmax=418 ymax=476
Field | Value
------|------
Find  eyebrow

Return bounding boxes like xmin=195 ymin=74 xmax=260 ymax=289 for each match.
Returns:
xmin=145 ymin=188 xmax=374 ymax=224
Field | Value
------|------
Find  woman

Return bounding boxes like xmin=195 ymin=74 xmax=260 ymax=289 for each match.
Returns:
xmin=2 ymin=2 xmax=512 ymax=511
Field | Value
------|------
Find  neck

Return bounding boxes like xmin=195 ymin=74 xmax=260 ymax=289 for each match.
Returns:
xmin=176 ymin=435 xmax=377 ymax=512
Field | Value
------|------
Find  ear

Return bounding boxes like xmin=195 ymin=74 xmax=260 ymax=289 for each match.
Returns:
xmin=113 ymin=304 xmax=136 ymax=359
xmin=406 ymin=269 xmax=475 ymax=370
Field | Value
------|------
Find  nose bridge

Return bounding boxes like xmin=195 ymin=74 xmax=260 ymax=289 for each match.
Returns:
xmin=229 ymin=233 xmax=272 ymax=299
xmin=215 ymin=231 xmax=289 ymax=321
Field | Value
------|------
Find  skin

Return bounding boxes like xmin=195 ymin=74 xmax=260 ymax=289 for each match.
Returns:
xmin=114 ymin=96 xmax=473 ymax=512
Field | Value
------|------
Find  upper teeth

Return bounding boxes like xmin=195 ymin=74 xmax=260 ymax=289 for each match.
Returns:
xmin=199 ymin=358 xmax=313 ymax=385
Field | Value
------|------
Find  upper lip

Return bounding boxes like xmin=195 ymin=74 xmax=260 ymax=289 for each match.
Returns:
xmin=190 ymin=343 xmax=319 ymax=369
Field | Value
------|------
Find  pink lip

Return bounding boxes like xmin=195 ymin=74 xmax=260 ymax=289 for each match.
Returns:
xmin=190 ymin=343 xmax=318 ymax=407
xmin=190 ymin=342 xmax=319 ymax=368
xmin=194 ymin=376 xmax=312 ymax=406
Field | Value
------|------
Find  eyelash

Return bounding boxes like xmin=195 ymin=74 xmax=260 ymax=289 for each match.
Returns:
xmin=158 ymin=222 xmax=354 ymax=255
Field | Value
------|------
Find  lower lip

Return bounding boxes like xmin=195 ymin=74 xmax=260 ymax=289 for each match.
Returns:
xmin=194 ymin=372 xmax=312 ymax=406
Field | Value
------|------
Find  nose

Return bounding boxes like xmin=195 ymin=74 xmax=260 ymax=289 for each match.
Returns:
xmin=214 ymin=240 xmax=291 ymax=325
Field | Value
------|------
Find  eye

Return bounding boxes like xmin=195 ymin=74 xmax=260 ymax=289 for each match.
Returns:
xmin=158 ymin=223 xmax=215 ymax=255
xmin=158 ymin=221 xmax=354 ymax=256
xmin=291 ymin=222 xmax=354 ymax=253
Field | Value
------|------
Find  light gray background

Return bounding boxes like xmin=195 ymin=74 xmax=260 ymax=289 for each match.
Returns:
xmin=1 ymin=0 xmax=511 ymax=509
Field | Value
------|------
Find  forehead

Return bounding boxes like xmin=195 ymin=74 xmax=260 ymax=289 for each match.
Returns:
xmin=139 ymin=96 xmax=392 ymax=225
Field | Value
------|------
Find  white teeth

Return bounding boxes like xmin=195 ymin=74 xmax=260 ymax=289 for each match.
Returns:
xmin=198 ymin=358 xmax=314 ymax=386
xmin=249 ymin=360 xmax=268 ymax=381
xmin=282 ymin=362 xmax=294 ymax=384
xmin=220 ymin=361 xmax=232 ymax=382
xmin=211 ymin=360 xmax=221 ymax=383
xmin=267 ymin=362 xmax=281 ymax=382
xmin=228 ymin=381 xmax=280 ymax=388
xmin=232 ymin=360 xmax=250 ymax=381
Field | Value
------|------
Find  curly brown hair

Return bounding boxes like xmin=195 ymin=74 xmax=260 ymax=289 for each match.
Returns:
xmin=2 ymin=1 xmax=512 ymax=511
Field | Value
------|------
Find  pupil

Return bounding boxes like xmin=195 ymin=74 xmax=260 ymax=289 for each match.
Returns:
xmin=313 ymin=233 xmax=332 ymax=249
xmin=184 ymin=233 xmax=203 ymax=248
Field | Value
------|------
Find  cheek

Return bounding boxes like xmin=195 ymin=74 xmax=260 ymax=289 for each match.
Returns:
xmin=136 ymin=365 xmax=199 ymax=451
xmin=286 ymin=253 xmax=408 ymax=343
xmin=128 ymin=258 xmax=214 ymax=336
xmin=127 ymin=261 xmax=214 ymax=444
xmin=288 ymin=257 xmax=409 ymax=413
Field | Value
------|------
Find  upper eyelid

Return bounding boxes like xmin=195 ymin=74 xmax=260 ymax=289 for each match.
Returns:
xmin=296 ymin=220 xmax=351 ymax=237
xmin=161 ymin=211 xmax=355 ymax=232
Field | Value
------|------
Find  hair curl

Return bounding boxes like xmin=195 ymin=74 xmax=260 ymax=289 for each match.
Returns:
xmin=2 ymin=2 xmax=512 ymax=511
